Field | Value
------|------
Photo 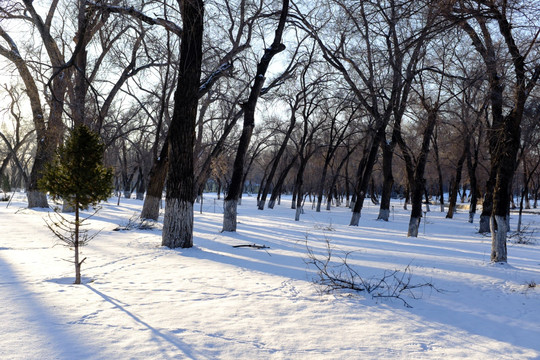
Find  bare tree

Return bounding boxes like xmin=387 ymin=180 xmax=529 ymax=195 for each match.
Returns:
xmin=161 ymin=0 xmax=205 ymax=248
xmin=445 ymin=0 xmax=540 ymax=262
xmin=222 ymin=0 xmax=289 ymax=232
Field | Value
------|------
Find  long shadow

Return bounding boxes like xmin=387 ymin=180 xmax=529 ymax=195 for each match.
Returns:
xmin=383 ymin=291 xmax=540 ymax=358
xmin=84 ymin=284 xmax=198 ymax=359
xmin=0 ymin=253 xmax=94 ymax=359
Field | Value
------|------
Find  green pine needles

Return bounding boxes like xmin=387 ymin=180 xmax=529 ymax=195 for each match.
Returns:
xmin=39 ymin=125 xmax=113 ymax=209
xmin=39 ymin=125 xmax=113 ymax=284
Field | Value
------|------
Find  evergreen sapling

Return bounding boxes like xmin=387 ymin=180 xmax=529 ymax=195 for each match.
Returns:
xmin=39 ymin=125 xmax=113 ymax=284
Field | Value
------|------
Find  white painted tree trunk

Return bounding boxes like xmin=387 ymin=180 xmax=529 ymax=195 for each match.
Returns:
xmin=141 ymin=195 xmax=160 ymax=220
xmin=479 ymin=214 xmax=490 ymax=233
xmin=490 ymin=215 xmax=507 ymax=263
xmin=295 ymin=206 xmax=302 ymax=221
xmin=162 ymin=199 xmax=193 ymax=248
xmin=408 ymin=216 xmax=421 ymax=237
xmin=440 ymin=203 xmax=444 ymax=212
xmin=222 ymin=199 xmax=237 ymax=232
xmin=27 ymin=190 xmax=48 ymax=208
xmin=349 ymin=212 xmax=360 ymax=226
xmin=468 ymin=211 xmax=475 ymax=223
xmin=268 ymin=199 xmax=276 ymax=209
xmin=377 ymin=208 xmax=390 ymax=221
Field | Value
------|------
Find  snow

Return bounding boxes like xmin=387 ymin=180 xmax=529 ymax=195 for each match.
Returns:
xmin=1 ymin=192 xmax=539 ymax=359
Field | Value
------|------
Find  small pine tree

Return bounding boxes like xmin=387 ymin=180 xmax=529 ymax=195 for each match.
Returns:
xmin=39 ymin=125 xmax=113 ymax=284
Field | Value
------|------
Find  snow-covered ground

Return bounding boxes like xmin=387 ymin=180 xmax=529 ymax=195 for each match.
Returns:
xmin=1 ymin=192 xmax=539 ymax=359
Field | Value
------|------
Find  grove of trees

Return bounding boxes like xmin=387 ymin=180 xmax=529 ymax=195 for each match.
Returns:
xmin=0 ymin=0 xmax=539 ymax=263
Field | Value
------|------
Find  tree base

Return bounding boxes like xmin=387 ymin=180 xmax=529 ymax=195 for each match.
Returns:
xmin=349 ymin=212 xmax=360 ymax=226
xmin=162 ymin=199 xmax=193 ymax=248
xmin=222 ymin=199 xmax=238 ymax=232
xmin=377 ymin=208 xmax=390 ymax=221
xmin=141 ymin=195 xmax=161 ymax=221
xmin=479 ymin=214 xmax=490 ymax=233
xmin=490 ymin=215 xmax=507 ymax=263
xmin=27 ymin=190 xmax=48 ymax=208
xmin=295 ymin=206 xmax=302 ymax=221
xmin=408 ymin=216 xmax=420 ymax=237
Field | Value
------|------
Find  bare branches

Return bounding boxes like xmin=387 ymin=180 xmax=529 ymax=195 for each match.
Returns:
xmin=305 ymin=236 xmax=440 ymax=308
xmin=86 ymin=1 xmax=183 ymax=37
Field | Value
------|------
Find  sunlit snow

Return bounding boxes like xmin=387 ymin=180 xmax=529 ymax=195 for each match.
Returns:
xmin=1 ymin=192 xmax=539 ymax=359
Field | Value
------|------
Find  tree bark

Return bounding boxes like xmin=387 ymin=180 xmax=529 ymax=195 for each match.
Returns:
xmin=162 ymin=0 xmax=204 ymax=249
xmin=377 ymin=140 xmax=395 ymax=221
xmin=141 ymin=139 xmax=168 ymax=220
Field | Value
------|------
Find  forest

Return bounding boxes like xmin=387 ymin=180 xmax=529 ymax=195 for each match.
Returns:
xmin=1 ymin=0 xmax=540 ymax=263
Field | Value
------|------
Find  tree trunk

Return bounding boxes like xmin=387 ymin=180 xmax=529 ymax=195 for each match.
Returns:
xmin=293 ymin=159 xmax=307 ymax=221
xmin=424 ymin=187 xmax=430 ymax=212
xmin=74 ymin=205 xmax=81 ymax=285
xmin=491 ymin=215 xmax=508 ymax=263
xmin=136 ymin=167 xmax=145 ymax=200
xmin=222 ymin=0 xmax=288 ymax=231
xmin=258 ymin=112 xmax=295 ymax=210
xmin=162 ymin=0 xmax=204 ymax=249
xmin=408 ymin=179 xmax=425 ymax=237
xmin=432 ymin=129 xmax=445 ymax=212
xmin=350 ymin=125 xmax=386 ymax=226
xmin=399 ymin=106 xmax=438 ymax=237
xmin=446 ymin=142 xmax=467 ymax=218
xmin=378 ymin=141 xmax=394 ymax=221
xmin=268 ymin=154 xmax=297 ymax=209
xmin=490 ymin=119 xmax=520 ymax=262
xmin=223 ymin=199 xmax=237 ymax=232
xmin=315 ymin=158 xmax=330 ymax=212
xmin=141 ymin=141 xmax=168 ymax=220
xmin=467 ymin=135 xmax=480 ymax=223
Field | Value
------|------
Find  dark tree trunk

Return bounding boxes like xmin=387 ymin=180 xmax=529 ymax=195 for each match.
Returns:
xmin=141 ymin=139 xmax=168 ymax=220
xmin=397 ymin=107 xmax=438 ymax=237
xmin=268 ymin=154 xmax=297 ymax=209
xmin=350 ymin=125 xmax=387 ymax=226
xmin=136 ymin=167 xmax=145 ymax=200
xmin=378 ymin=141 xmax=395 ymax=221
xmin=432 ymin=129 xmax=445 ymax=212
xmin=294 ymin=160 xmax=308 ymax=221
xmin=467 ymin=132 xmax=480 ymax=223
xmin=315 ymin=157 xmax=330 ymax=213
xmin=258 ymin=112 xmax=295 ymax=210
xmin=479 ymin=174 xmax=494 ymax=233
xmin=223 ymin=0 xmax=289 ymax=232
xmin=162 ymin=0 xmax=204 ymax=249
xmin=446 ymin=142 xmax=468 ymax=218
xmin=326 ymin=144 xmax=356 ymax=211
